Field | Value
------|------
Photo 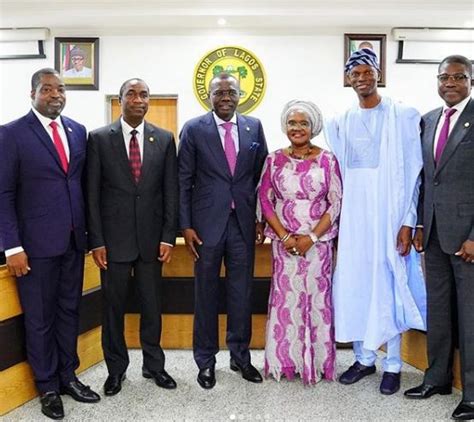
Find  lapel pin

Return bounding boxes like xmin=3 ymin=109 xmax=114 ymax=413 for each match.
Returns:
xmin=246 ymin=126 xmax=250 ymax=132
xmin=67 ymin=127 xmax=73 ymax=132
xmin=149 ymin=136 xmax=154 ymax=142
xmin=464 ymin=122 xmax=470 ymax=128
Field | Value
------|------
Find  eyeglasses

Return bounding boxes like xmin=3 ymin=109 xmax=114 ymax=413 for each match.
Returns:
xmin=71 ymin=56 xmax=84 ymax=61
xmin=211 ymin=89 xmax=240 ymax=98
xmin=347 ymin=69 xmax=377 ymax=80
xmin=437 ymin=73 xmax=470 ymax=83
xmin=287 ymin=121 xmax=311 ymax=130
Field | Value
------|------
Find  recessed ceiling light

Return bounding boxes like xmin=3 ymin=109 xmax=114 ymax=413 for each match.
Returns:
xmin=218 ymin=18 xmax=227 ymax=26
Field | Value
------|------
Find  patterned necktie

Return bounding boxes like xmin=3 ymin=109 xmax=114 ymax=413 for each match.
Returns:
xmin=129 ymin=129 xmax=142 ymax=183
xmin=49 ymin=121 xmax=68 ymax=172
xmin=221 ymin=122 xmax=237 ymax=175
xmin=435 ymin=108 xmax=457 ymax=163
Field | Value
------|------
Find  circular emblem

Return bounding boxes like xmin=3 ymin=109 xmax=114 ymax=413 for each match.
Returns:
xmin=193 ymin=46 xmax=266 ymax=115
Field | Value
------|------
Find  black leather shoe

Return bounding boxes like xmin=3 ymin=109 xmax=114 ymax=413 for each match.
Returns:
xmin=142 ymin=367 xmax=177 ymax=389
xmin=197 ymin=367 xmax=216 ymax=389
xmin=452 ymin=401 xmax=474 ymax=420
xmin=339 ymin=361 xmax=376 ymax=385
xmin=404 ymin=383 xmax=452 ymax=399
xmin=230 ymin=358 xmax=263 ymax=383
xmin=380 ymin=372 xmax=401 ymax=395
xmin=60 ymin=379 xmax=100 ymax=403
xmin=40 ymin=391 xmax=64 ymax=420
xmin=103 ymin=373 xmax=126 ymax=396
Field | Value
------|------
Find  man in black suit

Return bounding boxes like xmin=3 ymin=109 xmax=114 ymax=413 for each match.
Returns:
xmin=404 ymin=55 xmax=474 ymax=420
xmin=87 ymin=78 xmax=178 ymax=395
xmin=178 ymin=73 xmax=268 ymax=389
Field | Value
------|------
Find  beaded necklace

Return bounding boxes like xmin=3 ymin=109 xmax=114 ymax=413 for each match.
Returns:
xmin=288 ymin=144 xmax=314 ymax=160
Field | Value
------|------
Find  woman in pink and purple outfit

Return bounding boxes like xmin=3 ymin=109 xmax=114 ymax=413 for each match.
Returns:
xmin=259 ymin=100 xmax=342 ymax=385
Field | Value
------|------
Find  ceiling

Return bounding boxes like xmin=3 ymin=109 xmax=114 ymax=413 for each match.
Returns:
xmin=0 ymin=0 xmax=473 ymax=35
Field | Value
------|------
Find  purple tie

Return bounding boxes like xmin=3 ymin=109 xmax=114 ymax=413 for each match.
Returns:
xmin=435 ymin=108 xmax=457 ymax=163
xmin=222 ymin=122 xmax=237 ymax=175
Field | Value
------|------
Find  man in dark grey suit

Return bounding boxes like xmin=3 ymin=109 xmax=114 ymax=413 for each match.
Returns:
xmin=87 ymin=78 xmax=178 ymax=396
xmin=178 ymin=73 xmax=268 ymax=389
xmin=404 ymin=55 xmax=474 ymax=420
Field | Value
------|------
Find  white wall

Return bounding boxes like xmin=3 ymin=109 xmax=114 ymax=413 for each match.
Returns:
xmin=0 ymin=32 xmax=457 ymax=152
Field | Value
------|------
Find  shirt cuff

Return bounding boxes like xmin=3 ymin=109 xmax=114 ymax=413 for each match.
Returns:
xmin=5 ymin=246 xmax=24 ymax=257
xmin=415 ymin=225 xmax=424 ymax=229
xmin=160 ymin=242 xmax=174 ymax=248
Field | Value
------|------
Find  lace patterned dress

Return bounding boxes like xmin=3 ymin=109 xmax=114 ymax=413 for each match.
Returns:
xmin=258 ymin=149 xmax=342 ymax=384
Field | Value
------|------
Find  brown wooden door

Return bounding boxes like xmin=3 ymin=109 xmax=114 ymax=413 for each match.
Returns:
xmin=110 ymin=97 xmax=178 ymax=140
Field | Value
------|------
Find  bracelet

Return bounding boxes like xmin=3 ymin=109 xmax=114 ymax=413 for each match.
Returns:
xmin=308 ymin=232 xmax=319 ymax=244
xmin=280 ymin=233 xmax=291 ymax=243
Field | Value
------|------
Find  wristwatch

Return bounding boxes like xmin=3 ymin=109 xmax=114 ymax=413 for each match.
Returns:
xmin=308 ymin=232 xmax=319 ymax=244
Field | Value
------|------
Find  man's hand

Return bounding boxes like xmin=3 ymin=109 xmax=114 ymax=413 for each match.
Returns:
xmin=255 ymin=222 xmax=265 ymax=244
xmin=183 ymin=228 xmax=202 ymax=261
xmin=455 ymin=239 xmax=474 ymax=263
xmin=92 ymin=247 xmax=108 ymax=270
xmin=158 ymin=244 xmax=173 ymax=264
xmin=397 ymin=225 xmax=412 ymax=257
xmin=412 ymin=228 xmax=424 ymax=253
xmin=6 ymin=251 xmax=30 ymax=277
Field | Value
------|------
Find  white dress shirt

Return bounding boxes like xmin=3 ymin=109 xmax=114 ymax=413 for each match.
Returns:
xmin=121 ymin=117 xmax=144 ymax=158
xmin=213 ymin=112 xmax=240 ymax=153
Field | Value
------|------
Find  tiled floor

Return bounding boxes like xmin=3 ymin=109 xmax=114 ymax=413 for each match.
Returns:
xmin=4 ymin=349 xmax=461 ymax=421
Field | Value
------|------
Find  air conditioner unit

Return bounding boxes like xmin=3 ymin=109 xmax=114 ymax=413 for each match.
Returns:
xmin=0 ymin=27 xmax=50 ymax=42
xmin=392 ymin=27 xmax=474 ymax=42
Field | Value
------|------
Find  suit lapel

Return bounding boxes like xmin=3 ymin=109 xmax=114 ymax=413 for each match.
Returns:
xmin=235 ymin=114 xmax=252 ymax=178
xmin=436 ymin=98 xmax=474 ymax=175
xmin=203 ymin=112 xmax=232 ymax=179
xmin=423 ymin=108 xmax=441 ymax=173
xmin=27 ymin=111 xmax=65 ymax=173
xmin=61 ymin=117 xmax=78 ymax=175
xmin=110 ymin=120 xmax=135 ymax=185
xmin=138 ymin=122 xmax=158 ymax=186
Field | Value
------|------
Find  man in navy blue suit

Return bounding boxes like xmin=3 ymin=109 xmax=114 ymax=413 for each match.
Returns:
xmin=0 ymin=68 xmax=100 ymax=419
xmin=178 ymin=73 xmax=268 ymax=389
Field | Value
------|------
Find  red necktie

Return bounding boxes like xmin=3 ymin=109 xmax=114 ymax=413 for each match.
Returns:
xmin=129 ymin=129 xmax=142 ymax=183
xmin=434 ymin=108 xmax=457 ymax=163
xmin=49 ymin=121 xmax=68 ymax=172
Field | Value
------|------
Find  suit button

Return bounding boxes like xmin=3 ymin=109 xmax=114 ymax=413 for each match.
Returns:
xmin=136 ymin=195 xmax=140 ymax=199
xmin=434 ymin=181 xmax=440 ymax=186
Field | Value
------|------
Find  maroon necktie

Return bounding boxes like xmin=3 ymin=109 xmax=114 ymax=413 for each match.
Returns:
xmin=434 ymin=108 xmax=457 ymax=163
xmin=49 ymin=121 xmax=68 ymax=172
xmin=129 ymin=129 xmax=141 ymax=183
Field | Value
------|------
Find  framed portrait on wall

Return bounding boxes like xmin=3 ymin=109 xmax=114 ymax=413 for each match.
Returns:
xmin=344 ymin=34 xmax=386 ymax=87
xmin=54 ymin=37 xmax=99 ymax=90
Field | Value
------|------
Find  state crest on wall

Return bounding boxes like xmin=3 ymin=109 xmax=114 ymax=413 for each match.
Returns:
xmin=193 ymin=46 xmax=267 ymax=115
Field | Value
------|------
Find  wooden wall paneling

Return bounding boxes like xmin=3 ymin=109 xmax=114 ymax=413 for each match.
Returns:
xmin=124 ymin=314 xmax=267 ymax=349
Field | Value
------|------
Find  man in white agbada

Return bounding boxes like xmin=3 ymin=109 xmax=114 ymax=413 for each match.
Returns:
xmin=325 ymin=48 xmax=426 ymax=395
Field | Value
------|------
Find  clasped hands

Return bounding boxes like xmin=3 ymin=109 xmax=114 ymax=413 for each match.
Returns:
xmin=282 ymin=234 xmax=313 ymax=257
